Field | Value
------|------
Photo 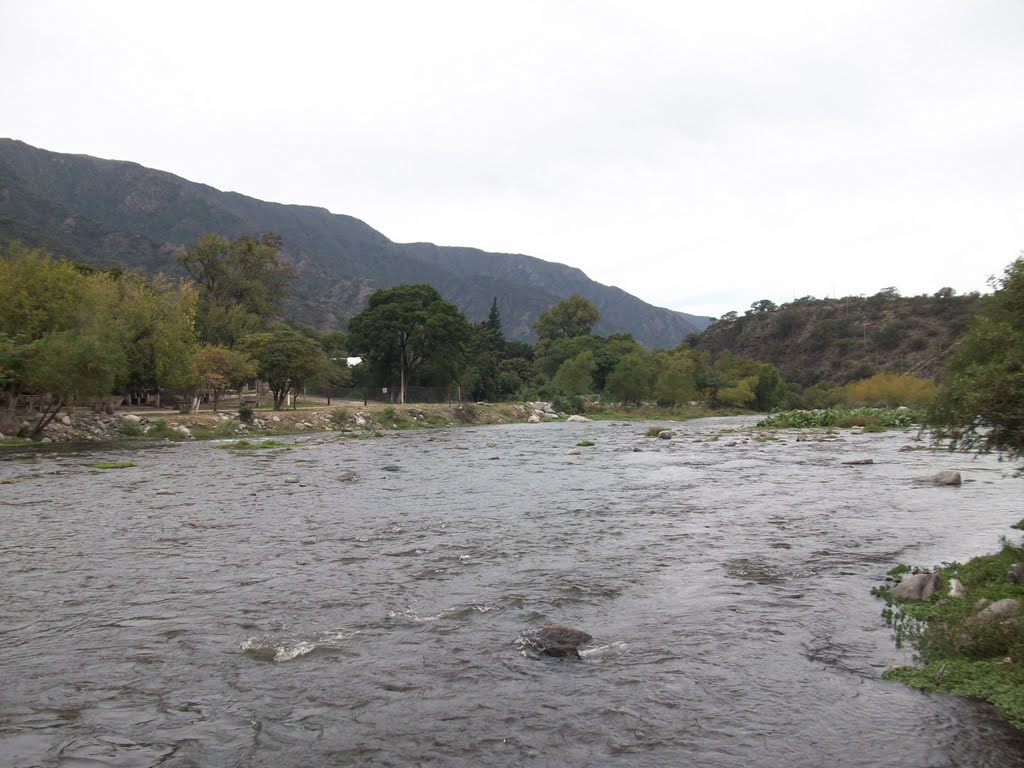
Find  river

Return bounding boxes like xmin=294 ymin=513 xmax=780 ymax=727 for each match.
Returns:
xmin=2 ymin=416 xmax=1023 ymax=767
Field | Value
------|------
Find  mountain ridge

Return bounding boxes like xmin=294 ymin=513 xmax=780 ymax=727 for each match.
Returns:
xmin=0 ymin=138 xmax=710 ymax=346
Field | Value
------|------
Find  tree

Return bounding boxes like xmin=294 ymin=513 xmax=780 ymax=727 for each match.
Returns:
xmin=606 ymin=351 xmax=655 ymax=406
xmin=0 ymin=245 xmax=129 ymax=429
xmin=108 ymin=272 xmax=199 ymax=405
xmin=929 ymin=255 xmax=1024 ymax=458
xmin=242 ymin=329 xmax=325 ymax=410
xmin=317 ymin=332 xmax=353 ymax=404
xmin=346 ymin=284 xmax=471 ymax=404
xmin=178 ymin=233 xmax=295 ymax=346
xmin=553 ymin=350 xmax=597 ymax=394
xmin=533 ymin=294 xmax=600 ymax=342
xmin=195 ymin=345 xmax=256 ymax=412
xmin=653 ymin=353 xmax=697 ymax=407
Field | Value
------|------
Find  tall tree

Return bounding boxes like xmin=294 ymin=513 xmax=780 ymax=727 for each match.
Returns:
xmin=346 ymin=284 xmax=471 ymax=404
xmin=930 ymin=255 xmax=1024 ymax=458
xmin=533 ymin=294 xmax=600 ymax=342
xmin=178 ymin=233 xmax=295 ymax=346
xmin=195 ymin=345 xmax=256 ymax=412
xmin=241 ymin=329 xmax=326 ymax=410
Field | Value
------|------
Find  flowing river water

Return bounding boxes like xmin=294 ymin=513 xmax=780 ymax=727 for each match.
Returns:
xmin=2 ymin=416 xmax=1023 ymax=767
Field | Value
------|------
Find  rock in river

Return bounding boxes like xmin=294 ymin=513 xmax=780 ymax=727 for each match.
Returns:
xmin=516 ymin=624 xmax=593 ymax=660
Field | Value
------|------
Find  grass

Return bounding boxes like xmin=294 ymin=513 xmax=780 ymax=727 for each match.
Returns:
xmin=90 ymin=460 xmax=137 ymax=469
xmin=878 ymin=541 xmax=1024 ymax=728
xmin=216 ymin=439 xmax=292 ymax=450
xmin=645 ymin=426 xmax=669 ymax=437
xmin=576 ymin=439 xmax=596 ymax=447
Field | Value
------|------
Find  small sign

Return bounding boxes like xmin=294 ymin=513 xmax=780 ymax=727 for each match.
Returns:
xmin=382 ymin=387 xmax=388 ymax=394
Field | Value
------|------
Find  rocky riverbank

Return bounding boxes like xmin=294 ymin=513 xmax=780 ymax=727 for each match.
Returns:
xmin=0 ymin=401 xmax=576 ymax=444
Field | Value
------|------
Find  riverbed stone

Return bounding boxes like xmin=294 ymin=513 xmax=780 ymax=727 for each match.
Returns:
xmin=123 ymin=414 xmax=142 ymax=424
xmin=528 ymin=414 xmax=541 ymax=423
xmin=977 ymin=598 xmax=1021 ymax=621
xmin=948 ymin=578 xmax=966 ymax=598
xmin=892 ymin=572 xmax=943 ymax=601
xmin=658 ymin=430 xmax=673 ymax=440
xmin=1006 ymin=563 xmax=1024 ymax=584
xmin=913 ymin=470 xmax=962 ymax=486
xmin=566 ymin=414 xmax=591 ymax=423
xmin=842 ymin=458 xmax=874 ymax=465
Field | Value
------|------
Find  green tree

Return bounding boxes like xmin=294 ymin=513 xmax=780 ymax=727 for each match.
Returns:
xmin=108 ymin=272 xmax=199 ymax=405
xmin=242 ymin=329 xmax=325 ymax=410
xmin=317 ymin=331 xmax=353 ymax=404
xmin=553 ymin=350 xmax=597 ymax=395
xmin=653 ymin=353 xmax=697 ymax=407
xmin=930 ymin=256 xmax=1024 ymax=457
xmin=22 ymin=330 xmax=126 ymax=434
xmin=606 ymin=351 xmax=655 ymax=406
xmin=533 ymin=294 xmax=600 ymax=342
xmin=178 ymin=233 xmax=295 ymax=346
xmin=346 ymin=284 xmax=471 ymax=404
xmin=0 ymin=245 xmax=130 ymax=430
xmin=194 ymin=345 xmax=256 ymax=412
xmin=753 ymin=363 xmax=788 ymax=411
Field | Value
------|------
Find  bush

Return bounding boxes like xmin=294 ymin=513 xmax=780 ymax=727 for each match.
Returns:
xmin=553 ymin=393 xmax=585 ymax=415
xmin=238 ymin=404 xmax=254 ymax=424
xmin=118 ymin=419 xmax=142 ymax=437
xmin=757 ymin=407 xmax=924 ymax=429
xmin=329 ymin=408 xmax=348 ymax=428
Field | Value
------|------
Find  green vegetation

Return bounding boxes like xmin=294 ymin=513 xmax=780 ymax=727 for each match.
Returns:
xmin=757 ymin=407 xmax=923 ymax=429
xmin=929 ymin=255 xmax=1024 ymax=459
xmin=698 ymin=288 xmax=983 ymax=387
xmin=347 ymin=284 xmax=471 ymax=405
xmin=90 ymin=460 xmax=137 ymax=469
xmin=217 ymin=439 xmax=291 ymax=450
xmin=645 ymin=426 xmax=669 ymax=437
xmin=878 ymin=543 xmax=1024 ymax=728
xmin=576 ymin=439 xmax=596 ymax=447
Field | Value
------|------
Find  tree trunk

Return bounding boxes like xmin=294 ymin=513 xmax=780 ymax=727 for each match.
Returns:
xmin=31 ymin=396 xmax=64 ymax=436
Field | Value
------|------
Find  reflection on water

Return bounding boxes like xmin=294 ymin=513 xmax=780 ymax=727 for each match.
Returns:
xmin=2 ymin=417 xmax=1023 ymax=766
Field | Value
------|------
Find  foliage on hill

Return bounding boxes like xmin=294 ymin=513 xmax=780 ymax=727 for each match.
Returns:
xmin=695 ymin=289 xmax=983 ymax=387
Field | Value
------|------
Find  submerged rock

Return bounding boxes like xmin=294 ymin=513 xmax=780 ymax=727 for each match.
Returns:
xmin=517 ymin=624 xmax=593 ymax=660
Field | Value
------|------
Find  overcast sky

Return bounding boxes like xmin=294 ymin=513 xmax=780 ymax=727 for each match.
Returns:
xmin=3 ymin=1 xmax=1022 ymax=318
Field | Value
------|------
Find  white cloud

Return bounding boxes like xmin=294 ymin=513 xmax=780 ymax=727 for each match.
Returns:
xmin=2 ymin=0 xmax=1021 ymax=319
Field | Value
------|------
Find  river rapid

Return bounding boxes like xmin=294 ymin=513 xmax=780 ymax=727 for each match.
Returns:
xmin=2 ymin=417 xmax=1023 ymax=767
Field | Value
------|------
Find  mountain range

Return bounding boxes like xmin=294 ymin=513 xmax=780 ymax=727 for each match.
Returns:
xmin=0 ymin=139 xmax=710 ymax=347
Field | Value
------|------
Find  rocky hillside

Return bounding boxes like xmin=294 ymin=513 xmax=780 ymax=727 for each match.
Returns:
xmin=694 ymin=292 xmax=983 ymax=386
xmin=0 ymin=139 xmax=709 ymax=347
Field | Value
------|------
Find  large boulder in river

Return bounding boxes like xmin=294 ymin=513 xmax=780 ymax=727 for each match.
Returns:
xmin=892 ymin=572 xmax=943 ymax=601
xmin=913 ymin=470 xmax=962 ymax=486
xmin=566 ymin=414 xmax=591 ymax=423
xmin=517 ymin=624 xmax=592 ymax=659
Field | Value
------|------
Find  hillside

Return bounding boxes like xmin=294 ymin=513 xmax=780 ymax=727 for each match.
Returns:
xmin=694 ymin=292 xmax=983 ymax=386
xmin=0 ymin=139 xmax=709 ymax=347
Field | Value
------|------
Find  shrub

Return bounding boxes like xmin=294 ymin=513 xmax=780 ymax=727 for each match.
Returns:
xmin=329 ymin=408 xmax=348 ymax=428
xmin=645 ymin=426 xmax=668 ymax=437
xmin=118 ymin=420 xmax=143 ymax=437
xmin=238 ymin=404 xmax=254 ymax=424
